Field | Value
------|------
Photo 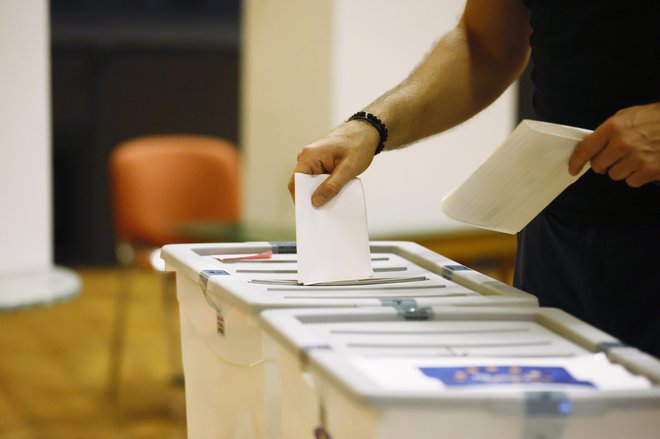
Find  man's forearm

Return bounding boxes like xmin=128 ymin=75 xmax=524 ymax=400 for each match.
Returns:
xmin=289 ymin=0 xmax=532 ymax=207
xmin=364 ymin=8 xmax=531 ymax=151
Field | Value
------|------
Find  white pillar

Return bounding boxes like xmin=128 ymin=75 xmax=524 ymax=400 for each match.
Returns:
xmin=241 ymin=0 xmax=516 ymax=235
xmin=0 ymin=0 xmax=80 ymax=309
xmin=0 ymin=0 xmax=52 ymax=274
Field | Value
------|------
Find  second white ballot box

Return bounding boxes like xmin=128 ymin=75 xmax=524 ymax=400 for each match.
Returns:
xmin=260 ymin=306 xmax=660 ymax=439
xmin=160 ymin=241 xmax=537 ymax=438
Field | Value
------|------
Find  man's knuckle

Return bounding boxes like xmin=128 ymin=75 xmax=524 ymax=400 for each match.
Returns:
xmin=607 ymin=168 xmax=622 ymax=180
xmin=650 ymin=165 xmax=660 ymax=181
xmin=630 ymin=155 xmax=645 ymax=169
xmin=640 ymin=169 xmax=654 ymax=182
xmin=340 ymin=162 xmax=356 ymax=175
xmin=606 ymin=139 xmax=622 ymax=152
xmin=298 ymin=145 xmax=314 ymax=158
xmin=323 ymin=181 xmax=341 ymax=195
xmin=609 ymin=115 xmax=627 ymax=133
xmin=619 ymin=136 xmax=637 ymax=152
xmin=625 ymin=175 xmax=644 ymax=188
xmin=574 ymin=142 xmax=589 ymax=155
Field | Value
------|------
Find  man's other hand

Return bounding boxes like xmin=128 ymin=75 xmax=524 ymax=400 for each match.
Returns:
xmin=288 ymin=120 xmax=379 ymax=207
xmin=569 ymin=103 xmax=660 ymax=187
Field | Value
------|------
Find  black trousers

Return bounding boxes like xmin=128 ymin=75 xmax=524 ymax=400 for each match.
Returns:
xmin=514 ymin=210 xmax=660 ymax=358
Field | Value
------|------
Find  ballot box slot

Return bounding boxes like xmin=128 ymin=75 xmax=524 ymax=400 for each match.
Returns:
xmin=311 ymin=320 xmax=590 ymax=357
xmin=221 ymin=259 xmax=298 ymax=264
xmin=266 ymin=284 xmax=446 ymax=292
xmin=308 ymin=320 xmax=535 ymax=331
xmin=249 ymin=276 xmax=428 ymax=286
xmin=329 ymin=327 xmax=531 ymax=336
xmin=192 ymin=245 xmax=270 ymax=256
xmin=352 ymin=351 xmax=580 ymax=358
xmin=237 ymin=266 xmax=408 ymax=274
xmin=355 ymin=351 xmax=455 ymax=358
xmin=220 ymin=256 xmax=391 ymax=264
xmin=346 ymin=340 xmax=553 ymax=349
xmin=281 ymin=293 xmax=469 ymax=300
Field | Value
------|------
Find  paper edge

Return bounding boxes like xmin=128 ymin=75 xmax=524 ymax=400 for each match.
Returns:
xmin=295 ymin=173 xmax=374 ymax=285
xmin=440 ymin=121 xmax=592 ymax=234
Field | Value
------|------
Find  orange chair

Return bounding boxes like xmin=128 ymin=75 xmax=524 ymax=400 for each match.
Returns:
xmin=107 ymin=134 xmax=240 ymax=399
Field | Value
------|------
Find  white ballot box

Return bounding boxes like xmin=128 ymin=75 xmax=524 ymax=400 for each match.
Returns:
xmin=260 ymin=306 xmax=660 ymax=439
xmin=160 ymin=241 xmax=537 ymax=439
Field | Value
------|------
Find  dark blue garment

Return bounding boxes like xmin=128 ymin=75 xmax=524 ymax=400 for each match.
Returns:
xmin=524 ymin=0 xmax=660 ymax=223
xmin=515 ymin=212 xmax=660 ymax=357
xmin=516 ymin=0 xmax=660 ymax=357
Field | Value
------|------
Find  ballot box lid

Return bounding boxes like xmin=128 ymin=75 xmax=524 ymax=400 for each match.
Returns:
xmin=260 ymin=306 xmax=660 ymax=411
xmin=160 ymin=241 xmax=537 ymax=314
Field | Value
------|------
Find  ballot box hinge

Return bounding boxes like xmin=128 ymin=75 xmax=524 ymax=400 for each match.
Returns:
xmin=596 ymin=341 xmax=629 ymax=353
xmin=522 ymin=391 xmax=570 ymax=439
xmin=380 ymin=298 xmax=418 ymax=309
xmin=199 ymin=269 xmax=230 ymax=290
xmin=314 ymin=401 xmax=331 ymax=439
xmin=402 ymin=305 xmax=434 ymax=321
xmin=401 ymin=306 xmax=433 ymax=321
xmin=381 ymin=298 xmax=434 ymax=320
xmin=440 ymin=264 xmax=470 ymax=281
xmin=525 ymin=391 xmax=571 ymax=416
xmin=300 ymin=344 xmax=333 ymax=365
xmin=270 ymin=242 xmax=297 ymax=254
xmin=199 ymin=270 xmax=230 ymax=336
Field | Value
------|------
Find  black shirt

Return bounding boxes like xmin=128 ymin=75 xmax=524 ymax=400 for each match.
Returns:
xmin=523 ymin=0 xmax=660 ymax=224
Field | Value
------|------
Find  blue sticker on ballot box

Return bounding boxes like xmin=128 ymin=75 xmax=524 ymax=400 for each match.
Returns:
xmin=419 ymin=366 xmax=594 ymax=388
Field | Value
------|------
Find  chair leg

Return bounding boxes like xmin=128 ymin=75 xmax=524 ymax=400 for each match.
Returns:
xmin=159 ymin=271 xmax=181 ymax=382
xmin=106 ymin=259 xmax=131 ymax=400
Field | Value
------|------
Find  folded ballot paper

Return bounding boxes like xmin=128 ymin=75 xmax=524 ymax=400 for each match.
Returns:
xmin=295 ymin=173 xmax=373 ymax=285
xmin=442 ymin=120 xmax=592 ymax=234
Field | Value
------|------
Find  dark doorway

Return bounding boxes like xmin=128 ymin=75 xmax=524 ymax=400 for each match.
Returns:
xmin=51 ymin=0 xmax=241 ymax=265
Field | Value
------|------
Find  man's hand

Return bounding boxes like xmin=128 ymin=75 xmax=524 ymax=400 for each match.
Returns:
xmin=569 ymin=103 xmax=660 ymax=187
xmin=288 ymin=120 xmax=379 ymax=207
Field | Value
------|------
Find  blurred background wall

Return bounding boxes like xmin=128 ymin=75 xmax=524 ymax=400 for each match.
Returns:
xmin=51 ymin=0 xmax=241 ymax=265
xmin=50 ymin=0 xmax=534 ymax=266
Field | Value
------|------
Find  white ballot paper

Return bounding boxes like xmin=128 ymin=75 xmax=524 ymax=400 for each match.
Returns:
xmin=442 ymin=120 xmax=592 ymax=234
xmin=295 ymin=173 xmax=373 ymax=285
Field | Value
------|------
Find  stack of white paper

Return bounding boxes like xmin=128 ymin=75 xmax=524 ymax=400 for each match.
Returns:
xmin=442 ymin=120 xmax=592 ymax=234
xmin=294 ymin=173 xmax=373 ymax=285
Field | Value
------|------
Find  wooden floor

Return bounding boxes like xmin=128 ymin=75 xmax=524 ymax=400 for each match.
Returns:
xmin=0 ymin=238 xmax=515 ymax=439
xmin=0 ymin=267 xmax=187 ymax=439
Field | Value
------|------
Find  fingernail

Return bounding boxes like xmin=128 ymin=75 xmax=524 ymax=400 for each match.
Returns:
xmin=312 ymin=194 xmax=327 ymax=207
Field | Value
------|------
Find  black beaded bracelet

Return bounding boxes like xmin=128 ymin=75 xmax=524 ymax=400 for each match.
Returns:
xmin=347 ymin=111 xmax=388 ymax=155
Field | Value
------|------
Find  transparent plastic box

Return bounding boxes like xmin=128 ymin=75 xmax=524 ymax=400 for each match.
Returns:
xmin=260 ymin=306 xmax=660 ymax=439
xmin=161 ymin=241 xmax=537 ymax=438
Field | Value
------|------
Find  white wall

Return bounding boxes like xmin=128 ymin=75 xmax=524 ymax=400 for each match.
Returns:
xmin=333 ymin=0 xmax=516 ymax=235
xmin=242 ymin=0 xmax=516 ymax=235
xmin=241 ymin=0 xmax=333 ymax=230
xmin=0 ymin=0 xmax=52 ymax=273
